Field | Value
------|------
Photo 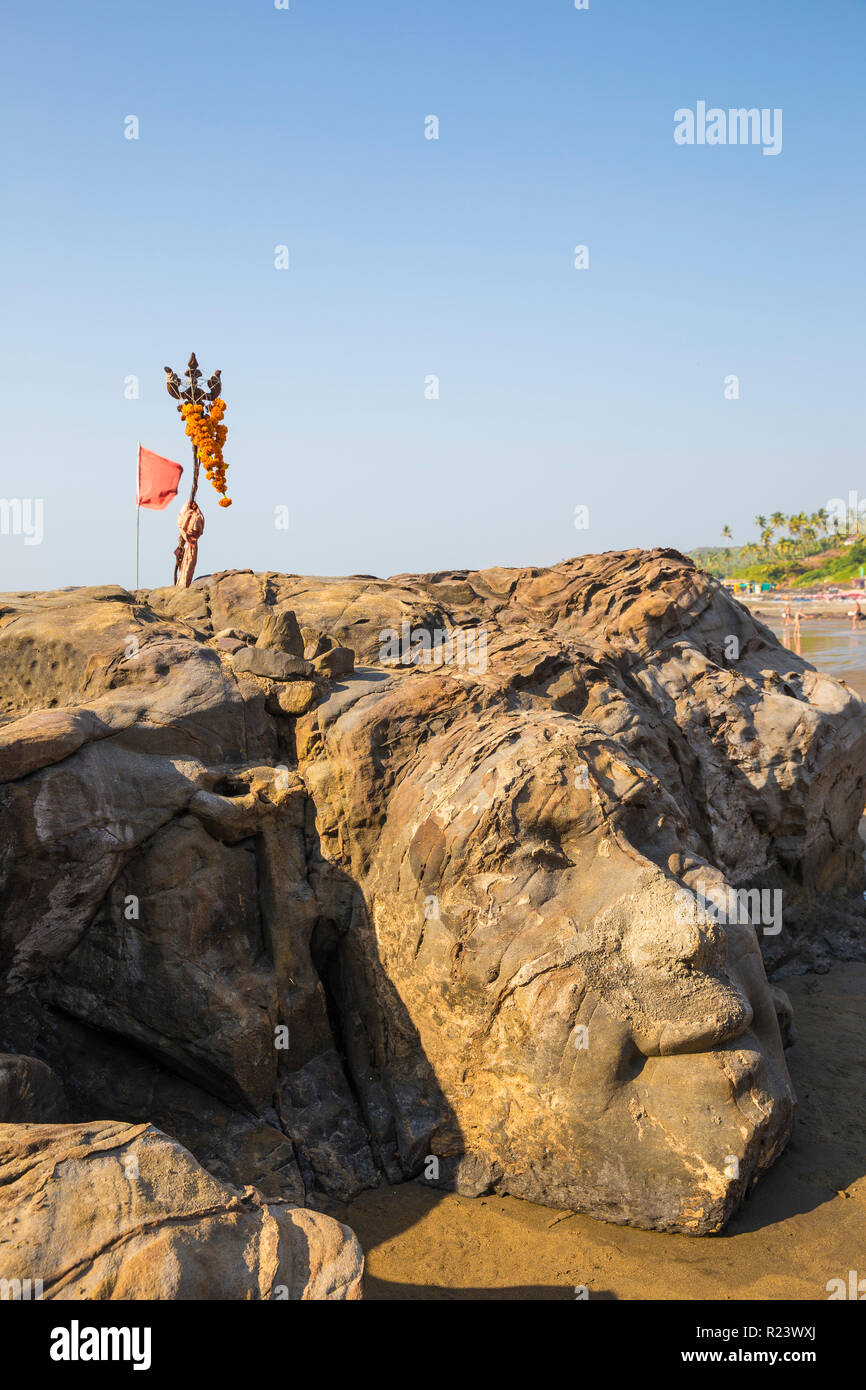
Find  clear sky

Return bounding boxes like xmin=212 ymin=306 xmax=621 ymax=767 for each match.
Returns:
xmin=1 ymin=0 xmax=864 ymax=590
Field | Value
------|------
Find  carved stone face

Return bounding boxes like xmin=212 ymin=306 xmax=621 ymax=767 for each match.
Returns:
xmin=4 ymin=557 xmax=849 ymax=1239
xmin=317 ymin=682 xmax=796 ymax=1235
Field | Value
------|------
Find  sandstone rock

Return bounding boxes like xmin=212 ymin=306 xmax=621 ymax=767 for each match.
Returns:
xmin=214 ymin=627 xmax=254 ymax=655
xmin=0 ymin=1122 xmax=363 ymax=1299
xmin=0 ymin=1054 xmax=66 ymax=1122
xmin=0 ymin=707 xmax=107 ymax=783
xmin=148 ymin=569 xmax=447 ymax=665
xmin=0 ymin=993 xmax=307 ymax=1203
xmin=270 ymin=681 xmax=322 ymax=717
xmin=255 ymin=606 xmax=304 ymax=657
xmin=311 ymin=646 xmax=355 ymax=679
xmin=301 ymin=627 xmax=332 ymax=659
xmin=231 ymin=648 xmax=313 ymax=681
xmin=0 ymin=551 xmax=863 ymax=1237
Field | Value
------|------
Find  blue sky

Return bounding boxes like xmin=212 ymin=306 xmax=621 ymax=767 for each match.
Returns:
xmin=1 ymin=0 xmax=864 ymax=589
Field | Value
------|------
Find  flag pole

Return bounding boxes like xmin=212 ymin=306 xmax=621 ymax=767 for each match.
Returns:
xmin=135 ymin=442 xmax=140 ymax=591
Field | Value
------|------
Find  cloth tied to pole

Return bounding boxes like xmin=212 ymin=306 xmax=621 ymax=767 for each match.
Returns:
xmin=174 ymin=501 xmax=205 ymax=588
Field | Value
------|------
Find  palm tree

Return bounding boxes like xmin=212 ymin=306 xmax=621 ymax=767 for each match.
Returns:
xmin=807 ymin=513 xmax=825 ymax=553
xmin=778 ymin=536 xmax=797 ymax=572
xmin=755 ymin=514 xmax=768 ymax=536
xmin=720 ymin=526 xmax=733 ymax=576
xmin=770 ymin=512 xmax=786 ymax=551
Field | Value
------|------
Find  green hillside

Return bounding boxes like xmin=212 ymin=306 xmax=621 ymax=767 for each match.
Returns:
xmin=690 ymin=509 xmax=866 ymax=588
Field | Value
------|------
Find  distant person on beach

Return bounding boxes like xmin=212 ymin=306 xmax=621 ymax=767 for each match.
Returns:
xmin=850 ymin=600 xmax=863 ymax=628
xmin=783 ymin=600 xmax=792 ymax=624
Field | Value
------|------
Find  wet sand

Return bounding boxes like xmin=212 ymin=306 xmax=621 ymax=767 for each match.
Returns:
xmin=338 ymin=967 xmax=866 ymax=1300
xmin=750 ymin=612 xmax=866 ymax=699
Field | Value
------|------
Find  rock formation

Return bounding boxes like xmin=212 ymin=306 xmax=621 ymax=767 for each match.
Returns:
xmin=0 ymin=1119 xmax=363 ymax=1299
xmin=0 ymin=550 xmax=864 ymax=1268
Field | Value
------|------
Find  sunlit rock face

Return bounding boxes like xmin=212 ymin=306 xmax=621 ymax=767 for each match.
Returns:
xmin=0 ymin=551 xmax=863 ymax=1236
xmin=299 ymin=681 xmax=794 ymax=1232
xmin=0 ymin=1120 xmax=364 ymax=1300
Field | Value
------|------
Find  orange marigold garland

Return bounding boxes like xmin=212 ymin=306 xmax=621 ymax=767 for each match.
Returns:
xmin=179 ymin=399 xmax=231 ymax=507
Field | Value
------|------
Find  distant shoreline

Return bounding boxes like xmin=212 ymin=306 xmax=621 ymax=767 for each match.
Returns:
xmin=739 ymin=593 xmax=866 ymax=620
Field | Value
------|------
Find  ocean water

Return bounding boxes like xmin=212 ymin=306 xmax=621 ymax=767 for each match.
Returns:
xmin=760 ymin=617 xmax=866 ymax=699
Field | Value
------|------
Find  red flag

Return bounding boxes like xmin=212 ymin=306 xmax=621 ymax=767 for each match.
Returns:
xmin=137 ymin=445 xmax=183 ymax=510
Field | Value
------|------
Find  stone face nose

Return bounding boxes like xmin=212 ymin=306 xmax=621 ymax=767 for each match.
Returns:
xmin=633 ymin=907 xmax=729 ymax=974
xmin=624 ymin=910 xmax=755 ymax=1056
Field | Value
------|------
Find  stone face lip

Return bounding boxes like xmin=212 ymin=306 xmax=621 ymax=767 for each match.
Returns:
xmin=0 ymin=551 xmax=863 ymax=1240
xmin=0 ymin=1121 xmax=363 ymax=1300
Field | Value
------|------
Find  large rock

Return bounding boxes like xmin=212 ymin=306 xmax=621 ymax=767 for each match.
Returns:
xmin=0 ymin=551 xmax=864 ymax=1237
xmin=0 ymin=1121 xmax=363 ymax=1299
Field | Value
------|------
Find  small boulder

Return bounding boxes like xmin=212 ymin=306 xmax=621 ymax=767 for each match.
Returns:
xmin=256 ymin=606 xmax=304 ymax=658
xmin=312 ymin=646 xmax=355 ymax=679
xmin=301 ymin=627 xmax=335 ymax=660
xmin=270 ymin=681 xmax=322 ymax=717
xmin=231 ymin=648 xmax=313 ymax=682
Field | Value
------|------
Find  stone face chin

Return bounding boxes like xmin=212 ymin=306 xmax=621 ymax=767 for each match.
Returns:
xmin=0 ymin=550 xmax=864 ymax=1253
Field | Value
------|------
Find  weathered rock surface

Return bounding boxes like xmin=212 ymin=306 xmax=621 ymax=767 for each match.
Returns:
xmin=270 ymin=680 xmax=323 ymax=717
xmin=311 ymin=646 xmax=355 ymax=680
xmin=0 ymin=552 xmax=864 ymax=1240
xmin=0 ymin=1121 xmax=363 ymax=1299
xmin=230 ymin=647 xmax=312 ymax=681
xmin=255 ymin=605 xmax=304 ymax=658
